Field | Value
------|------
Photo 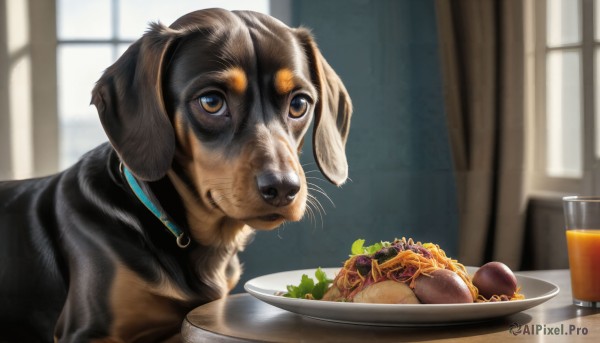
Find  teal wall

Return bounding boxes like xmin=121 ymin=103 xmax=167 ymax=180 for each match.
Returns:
xmin=234 ymin=0 xmax=458 ymax=292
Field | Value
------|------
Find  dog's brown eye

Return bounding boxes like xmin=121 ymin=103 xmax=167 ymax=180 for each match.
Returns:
xmin=199 ymin=93 xmax=227 ymax=116
xmin=289 ymin=95 xmax=309 ymax=118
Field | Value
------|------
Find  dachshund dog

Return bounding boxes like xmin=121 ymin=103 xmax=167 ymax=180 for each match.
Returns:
xmin=0 ymin=8 xmax=351 ymax=343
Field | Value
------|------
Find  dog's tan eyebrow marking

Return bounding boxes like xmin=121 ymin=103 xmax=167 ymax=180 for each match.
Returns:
xmin=274 ymin=68 xmax=295 ymax=95
xmin=223 ymin=67 xmax=248 ymax=94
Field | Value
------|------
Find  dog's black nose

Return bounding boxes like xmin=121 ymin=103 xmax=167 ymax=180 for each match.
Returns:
xmin=256 ymin=171 xmax=301 ymax=207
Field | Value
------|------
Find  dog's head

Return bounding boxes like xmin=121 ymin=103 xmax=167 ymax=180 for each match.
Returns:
xmin=92 ymin=9 xmax=351 ymax=236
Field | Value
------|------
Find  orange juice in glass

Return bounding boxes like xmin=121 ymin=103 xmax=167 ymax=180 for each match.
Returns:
xmin=563 ymin=196 xmax=600 ymax=307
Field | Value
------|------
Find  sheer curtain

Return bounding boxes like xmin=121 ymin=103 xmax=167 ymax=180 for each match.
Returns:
xmin=436 ymin=0 xmax=526 ymax=269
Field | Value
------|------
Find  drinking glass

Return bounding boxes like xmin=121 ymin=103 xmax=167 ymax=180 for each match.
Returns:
xmin=563 ymin=196 xmax=600 ymax=307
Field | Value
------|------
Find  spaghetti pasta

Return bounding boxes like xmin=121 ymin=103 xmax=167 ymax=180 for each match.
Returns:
xmin=329 ymin=237 xmax=524 ymax=303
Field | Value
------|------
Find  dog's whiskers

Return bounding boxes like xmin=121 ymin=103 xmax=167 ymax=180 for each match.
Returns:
xmin=307 ymin=193 xmax=326 ymax=217
xmin=304 ymin=200 xmax=316 ymax=226
xmin=275 ymin=220 xmax=292 ymax=239
xmin=307 ymin=185 xmax=335 ymax=208
xmin=307 ymin=181 xmax=328 ymax=194
xmin=306 ymin=195 xmax=324 ymax=229
xmin=306 ymin=176 xmax=327 ymax=183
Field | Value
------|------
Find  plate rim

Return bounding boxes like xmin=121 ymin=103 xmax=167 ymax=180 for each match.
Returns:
xmin=243 ymin=266 xmax=560 ymax=325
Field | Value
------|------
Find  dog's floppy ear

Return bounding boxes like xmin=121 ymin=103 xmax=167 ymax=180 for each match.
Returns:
xmin=91 ymin=23 xmax=177 ymax=181
xmin=295 ymin=29 xmax=352 ymax=186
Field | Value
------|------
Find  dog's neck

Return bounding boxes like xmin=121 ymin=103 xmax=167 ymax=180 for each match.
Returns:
xmin=165 ymin=169 xmax=252 ymax=248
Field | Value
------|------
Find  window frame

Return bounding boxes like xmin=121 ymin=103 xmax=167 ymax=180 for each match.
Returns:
xmin=56 ymin=0 xmax=134 ymax=60
xmin=529 ymin=0 xmax=597 ymax=195
xmin=2 ymin=1 xmax=286 ymax=178
xmin=56 ymin=0 xmax=136 ymax=169
xmin=0 ymin=0 xmax=59 ymax=179
xmin=54 ymin=0 xmax=280 ymax=171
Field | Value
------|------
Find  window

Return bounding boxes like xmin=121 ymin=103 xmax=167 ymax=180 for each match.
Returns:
xmin=56 ymin=0 xmax=270 ymax=169
xmin=530 ymin=0 xmax=598 ymax=194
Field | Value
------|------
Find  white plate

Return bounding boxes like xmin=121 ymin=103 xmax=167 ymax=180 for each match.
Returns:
xmin=244 ymin=267 xmax=559 ymax=326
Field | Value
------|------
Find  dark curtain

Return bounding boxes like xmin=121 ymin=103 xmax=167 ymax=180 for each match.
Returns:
xmin=436 ymin=0 xmax=526 ymax=269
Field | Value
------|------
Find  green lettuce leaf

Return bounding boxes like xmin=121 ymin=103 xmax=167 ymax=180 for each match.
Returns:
xmin=350 ymin=238 xmax=384 ymax=256
xmin=283 ymin=267 xmax=332 ymax=300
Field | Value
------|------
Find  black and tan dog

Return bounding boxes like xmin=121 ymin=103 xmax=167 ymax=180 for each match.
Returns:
xmin=0 ymin=8 xmax=351 ymax=343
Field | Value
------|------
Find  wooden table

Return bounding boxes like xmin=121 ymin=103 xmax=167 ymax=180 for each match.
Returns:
xmin=182 ymin=270 xmax=600 ymax=342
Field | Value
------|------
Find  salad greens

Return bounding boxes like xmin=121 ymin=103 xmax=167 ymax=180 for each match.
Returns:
xmin=283 ymin=267 xmax=332 ymax=300
xmin=283 ymin=239 xmax=393 ymax=300
xmin=350 ymin=238 xmax=391 ymax=256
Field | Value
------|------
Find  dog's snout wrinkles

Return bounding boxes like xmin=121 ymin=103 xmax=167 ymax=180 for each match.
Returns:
xmin=256 ymin=171 xmax=301 ymax=207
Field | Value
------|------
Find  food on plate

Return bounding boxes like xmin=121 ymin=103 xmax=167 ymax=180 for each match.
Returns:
xmin=283 ymin=267 xmax=332 ymax=300
xmin=283 ymin=237 xmax=525 ymax=304
xmin=472 ymin=261 xmax=519 ymax=300
xmin=352 ymin=280 xmax=420 ymax=304
xmin=413 ymin=268 xmax=473 ymax=304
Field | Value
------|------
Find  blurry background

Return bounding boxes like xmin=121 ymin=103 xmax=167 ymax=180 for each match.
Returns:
xmin=1 ymin=0 xmax=597 ymax=292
